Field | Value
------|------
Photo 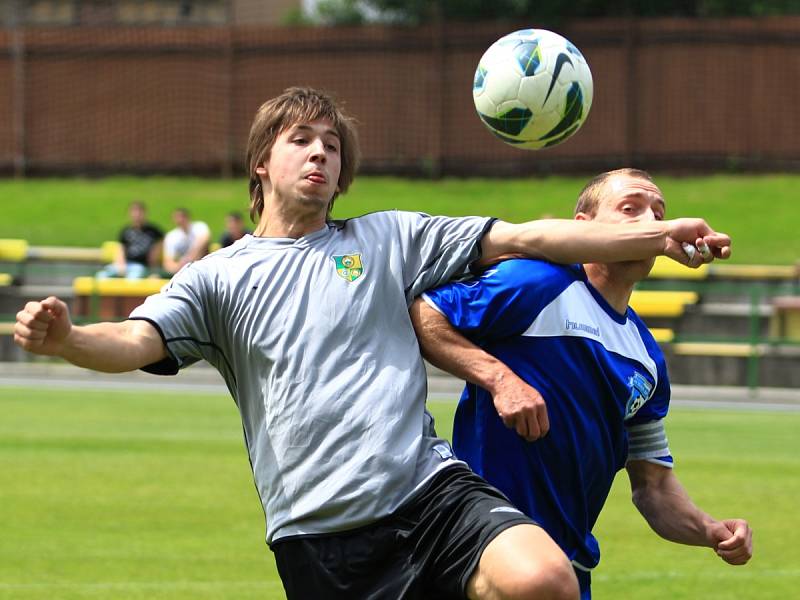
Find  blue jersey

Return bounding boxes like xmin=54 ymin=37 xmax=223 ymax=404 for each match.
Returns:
xmin=423 ymin=258 xmax=672 ymax=573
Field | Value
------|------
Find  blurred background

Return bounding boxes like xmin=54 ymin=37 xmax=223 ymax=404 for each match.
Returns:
xmin=3 ymin=0 xmax=800 ymax=177
xmin=0 ymin=4 xmax=799 ymax=599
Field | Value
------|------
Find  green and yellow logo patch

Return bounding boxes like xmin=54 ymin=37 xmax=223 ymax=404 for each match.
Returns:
xmin=332 ymin=253 xmax=364 ymax=282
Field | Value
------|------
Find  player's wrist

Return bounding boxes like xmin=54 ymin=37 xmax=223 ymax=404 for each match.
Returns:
xmin=55 ymin=326 xmax=78 ymax=359
xmin=657 ymin=220 xmax=676 ymax=255
xmin=485 ymin=365 xmax=521 ymax=397
xmin=700 ymin=517 xmax=727 ymax=548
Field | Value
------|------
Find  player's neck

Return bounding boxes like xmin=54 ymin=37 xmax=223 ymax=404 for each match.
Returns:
xmin=583 ymin=263 xmax=636 ymax=315
xmin=253 ymin=196 xmax=327 ymax=239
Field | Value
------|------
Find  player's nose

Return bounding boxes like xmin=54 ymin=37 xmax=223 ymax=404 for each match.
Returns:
xmin=309 ymin=138 xmax=327 ymax=163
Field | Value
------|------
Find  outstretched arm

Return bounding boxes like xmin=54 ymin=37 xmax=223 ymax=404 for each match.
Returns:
xmin=14 ymin=296 xmax=167 ymax=373
xmin=480 ymin=218 xmax=731 ymax=268
xmin=409 ymin=298 xmax=548 ymax=441
xmin=626 ymin=459 xmax=753 ymax=565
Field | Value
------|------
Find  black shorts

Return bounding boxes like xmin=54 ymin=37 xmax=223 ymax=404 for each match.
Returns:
xmin=271 ymin=464 xmax=537 ymax=600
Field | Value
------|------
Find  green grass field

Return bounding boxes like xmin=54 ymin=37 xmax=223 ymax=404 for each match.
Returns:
xmin=0 ymin=384 xmax=796 ymax=599
xmin=0 ymin=174 xmax=798 ymax=264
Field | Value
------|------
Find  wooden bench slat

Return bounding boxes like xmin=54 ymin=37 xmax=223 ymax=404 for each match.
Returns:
xmin=2 ymin=240 xmax=124 ymax=263
xmin=28 ymin=246 xmax=105 ymax=262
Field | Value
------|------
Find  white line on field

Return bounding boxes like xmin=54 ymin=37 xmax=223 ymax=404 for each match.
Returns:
xmin=0 ymin=580 xmax=282 ymax=590
xmin=1 ymin=375 xmax=798 ymax=412
xmin=0 ymin=377 xmax=227 ymax=395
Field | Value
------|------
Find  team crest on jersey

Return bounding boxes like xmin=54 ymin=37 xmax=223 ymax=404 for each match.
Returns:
xmin=332 ymin=253 xmax=364 ymax=282
xmin=625 ymin=371 xmax=653 ymax=419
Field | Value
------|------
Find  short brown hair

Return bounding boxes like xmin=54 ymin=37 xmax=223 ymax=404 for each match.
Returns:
xmin=575 ymin=168 xmax=653 ymax=217
xmin=245 ymin=87 xmax=360 ymax=223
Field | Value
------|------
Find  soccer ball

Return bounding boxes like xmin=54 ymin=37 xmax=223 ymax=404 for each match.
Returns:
xmin=473 ymin=29 xmax=593 ymax=149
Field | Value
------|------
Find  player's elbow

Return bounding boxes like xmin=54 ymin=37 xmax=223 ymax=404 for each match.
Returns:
xmin=479 ymin=221 xmax=523 ymax=263
xmin=630 ymin=480 xmax=653 ymax=509
xmin=631 ymin=487 xmax=667 ymax=532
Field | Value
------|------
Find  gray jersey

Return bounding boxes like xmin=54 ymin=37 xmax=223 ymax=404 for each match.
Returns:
xmin=130 ymin=210 xmax=493 ymax=543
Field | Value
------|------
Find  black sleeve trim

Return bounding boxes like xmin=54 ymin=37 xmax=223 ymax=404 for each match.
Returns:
xmin=469 ymin=217 xmax=499 ymax=276
xmin=128 ymin=316 xmax=180 ymax=375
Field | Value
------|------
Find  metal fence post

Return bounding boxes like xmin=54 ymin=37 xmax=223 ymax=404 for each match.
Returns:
xmin=747 ymin=286 xmax=760 ymax=393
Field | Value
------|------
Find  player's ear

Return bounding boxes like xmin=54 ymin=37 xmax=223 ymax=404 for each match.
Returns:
xmin=255 ymin=166 xmax=268 ymax=177
xmin=575 ymin=212 xmax=590 ymax=222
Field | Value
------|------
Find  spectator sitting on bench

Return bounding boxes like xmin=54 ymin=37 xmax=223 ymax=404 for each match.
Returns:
xmin=219 ymin=211 xmax=251 ymax=248
xmin=97 ymin=200 xmax=164 ymax=280
xmin=162 ymin=207 xmax=211 ymax=276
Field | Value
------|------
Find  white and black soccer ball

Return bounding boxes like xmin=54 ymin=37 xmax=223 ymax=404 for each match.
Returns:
xmin=473 ymin=29 xmax=593 ymax=150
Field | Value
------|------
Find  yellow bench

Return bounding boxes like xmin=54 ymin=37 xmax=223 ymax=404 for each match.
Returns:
xmin=647 ymin=256 xmax=710 ymax=280
xmin=20 ymin=241 xmax=123 ymax=263
xmin=72 ymin=276 xmax=170 ymax=320
xmin=649 ymin=258 xmax=798 ymax=282
xmin=27 ymin=246 xmax=106 ymax=262
xmin=0 ymin=273 xmax=12 ymax=287
xmin=629 ymin=290 xmax=699 ymax=318
xmin=649 ymin=328 xmax=675 ymax=343
xmin=72 ymin=276 xmax=169 ymax=297
xmin=0 ymin=239 xmax=29 ymax=262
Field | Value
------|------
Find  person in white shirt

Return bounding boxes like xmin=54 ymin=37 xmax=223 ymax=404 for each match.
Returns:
xmin=162 ymin=207 xmax=210 ymax=275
